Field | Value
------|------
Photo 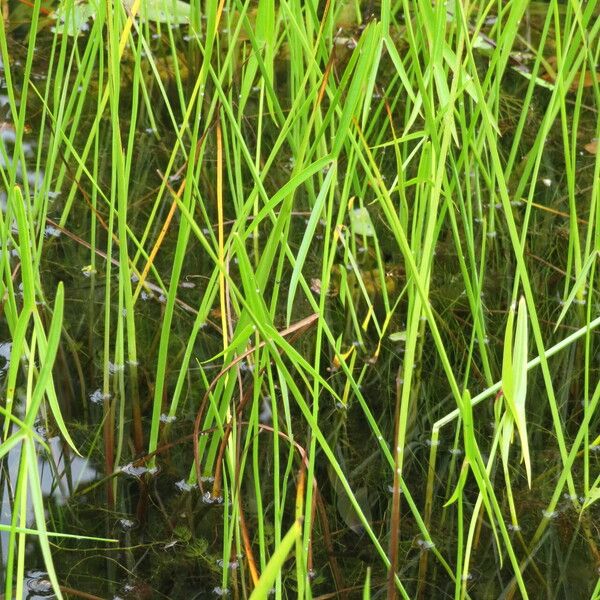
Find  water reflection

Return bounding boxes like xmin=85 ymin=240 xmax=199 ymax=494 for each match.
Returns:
xmin=0 ymin=341 xmax=11 ymax=375
xmin=0 ymin=93 xmax=43 ymax=212
xmin=0 ymin=435 xmax=97 ymax=563
xmin=25 ymin=569 xmax=54 ymax=599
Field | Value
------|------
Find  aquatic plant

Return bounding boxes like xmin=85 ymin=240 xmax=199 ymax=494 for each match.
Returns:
xmin=0 ymin=0 xmax=599 ymax=598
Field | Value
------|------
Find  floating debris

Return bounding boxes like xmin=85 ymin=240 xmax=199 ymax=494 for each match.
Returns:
xmin=118 ymin=518 xmax=137 ymax=531
xmin=89 ymin=389 xmax=110 ymax=404
xmin=120 ymin=463 xmax=150 ymax=477
xmin=175 ymin=479 xmax=195 ymax=492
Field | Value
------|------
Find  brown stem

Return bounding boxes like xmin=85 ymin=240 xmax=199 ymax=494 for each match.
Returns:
xmin=193 ymin=313 xmax=318 ymax=491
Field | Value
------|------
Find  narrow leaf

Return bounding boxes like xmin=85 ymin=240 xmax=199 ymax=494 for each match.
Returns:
xmin=249 ymin=519 xmax=302 ymax=599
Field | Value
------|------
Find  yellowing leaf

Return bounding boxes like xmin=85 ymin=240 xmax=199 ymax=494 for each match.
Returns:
xmin=584 ymin=139 xmax=598 ymax=155
xmin=350 ymin=207 xmax=376 ymax=237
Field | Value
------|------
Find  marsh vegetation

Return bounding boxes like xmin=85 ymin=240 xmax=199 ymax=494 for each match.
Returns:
xmin=0 ymin=0 xmax=599 ymax=598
